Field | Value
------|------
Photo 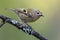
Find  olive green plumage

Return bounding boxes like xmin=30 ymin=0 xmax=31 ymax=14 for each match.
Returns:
xmin=10 ymin=8 xmax=43 ymax=22
xmin=6 ymin=8 xmax=43 ymax=26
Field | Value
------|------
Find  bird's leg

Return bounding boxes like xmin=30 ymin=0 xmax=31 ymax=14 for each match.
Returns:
xmin=21 ymin=21 xmax=27 ymax=27
xmin=0 ymin=21 xmax=5 ymax=27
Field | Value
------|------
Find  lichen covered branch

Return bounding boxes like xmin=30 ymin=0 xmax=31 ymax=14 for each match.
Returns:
xmin=0 ymin=14 xmax=48 ymax=40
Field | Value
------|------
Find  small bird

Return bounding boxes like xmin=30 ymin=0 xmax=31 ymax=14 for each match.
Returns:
xmin=6 ymin=8 xmax=43 ymax=26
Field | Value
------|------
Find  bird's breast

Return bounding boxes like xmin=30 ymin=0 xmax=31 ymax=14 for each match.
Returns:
xmin=18 ymin=13 xmax=39 ymax=22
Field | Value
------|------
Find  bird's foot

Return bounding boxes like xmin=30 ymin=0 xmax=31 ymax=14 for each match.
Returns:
xmin=20 ymin=22 xmax=27 ymax=27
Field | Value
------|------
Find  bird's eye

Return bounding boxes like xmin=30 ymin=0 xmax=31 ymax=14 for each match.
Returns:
xmin=37 ymin=12 xmax=39 ymax=14
xmin=23 ymin=9 xmax=26 ymax=12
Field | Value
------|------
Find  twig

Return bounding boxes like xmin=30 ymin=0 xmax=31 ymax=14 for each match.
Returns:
xmin=0 ymin=14 xmax=48 ymax=40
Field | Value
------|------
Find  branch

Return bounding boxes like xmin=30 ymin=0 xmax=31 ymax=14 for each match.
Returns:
xmin=0 ymin=14 xmax=48 ymax=40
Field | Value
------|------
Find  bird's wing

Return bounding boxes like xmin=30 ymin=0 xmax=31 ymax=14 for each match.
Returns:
xmin=24 ymin=13 xmax=33 ymax=18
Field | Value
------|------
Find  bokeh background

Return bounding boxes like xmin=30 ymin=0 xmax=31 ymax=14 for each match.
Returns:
xmin=0 ymin=0 xmax=60 ymax=40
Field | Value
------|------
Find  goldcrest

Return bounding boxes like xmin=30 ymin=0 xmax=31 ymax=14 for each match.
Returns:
xmin=6 ymin=8 xmax=43 ymax=26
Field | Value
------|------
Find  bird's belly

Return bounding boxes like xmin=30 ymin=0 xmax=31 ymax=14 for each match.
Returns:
xmin=21 ymin=17 xmax=35 ymax=22
xmin=18 ymin=14 xmax=38 ymax=22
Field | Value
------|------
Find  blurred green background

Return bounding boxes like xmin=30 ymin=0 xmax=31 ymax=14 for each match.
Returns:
xmin=0 ymin=0 xmax=60 ymax=40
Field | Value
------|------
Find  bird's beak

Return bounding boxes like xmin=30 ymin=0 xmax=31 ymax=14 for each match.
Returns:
xmin=40 ymin=12 xmax=44 ymax=17
xmin=41 ymin=14 xmax=44 ymax=17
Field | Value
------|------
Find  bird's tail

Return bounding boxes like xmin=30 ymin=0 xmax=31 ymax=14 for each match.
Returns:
xmin=5 ymin=8 xmax=19 ymax=14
